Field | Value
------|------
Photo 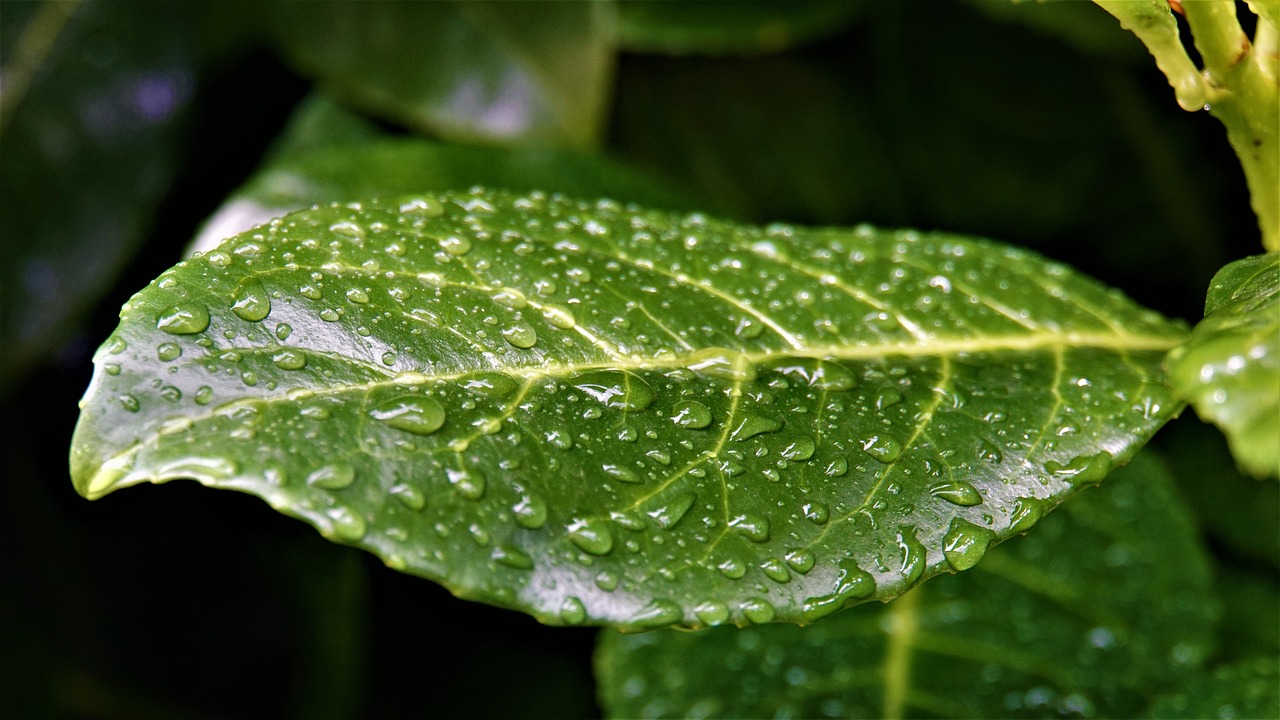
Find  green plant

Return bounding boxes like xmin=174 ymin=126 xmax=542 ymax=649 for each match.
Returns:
xmin=3 ymin=0 xmax=1275 ymax=717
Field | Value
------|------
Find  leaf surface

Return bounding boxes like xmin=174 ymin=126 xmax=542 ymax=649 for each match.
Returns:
xmin=72 ymin=190 xmax=1185 ymax=629
xmin=617 ymin=0 xmax=865 ymax=55
xmin=595 ymin=454 xmax=1219 ymax=719
xmin=1145 ymin=657 xmax=1279 ymax=719
xmin=1166 ymin=253 xmax=1280 ymax=478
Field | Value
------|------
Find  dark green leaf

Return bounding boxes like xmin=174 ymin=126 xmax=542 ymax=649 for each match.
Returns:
xmin=595 ymin=454 xmax=1219 ymax=719
xmin=618 ymin=0 xmax=866 ymax=55
xmin=0 ymin=0 xmax=196 ymax=387
xmin=1166 ymin=253 xmax=1280 ymax=478
xmin=191 ymin=94 xmax=707 ymax=253
xmin=264 ymin=1 xmax=615 ymax=149
xmin=72 ymin=190 xmax=1184 ymax=629
xmin=1145 ymin=657 xmax=1279 ymax=719
xmin=957 ymin=0 xmax=1150 ymax=63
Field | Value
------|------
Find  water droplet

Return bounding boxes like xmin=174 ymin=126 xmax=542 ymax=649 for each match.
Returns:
xmin=194 ymin=386 xmax=213 ymax=405
xmin=671 ymin=400 xmax=712 ymax=429
xmin=307 ymin=464 xmax=355 ymax=490
xmin=346 ymin=287 xmax=370 ymax=304
xmin=206 ymin=250 xmax=231 ymax=267
xmin=784 ymin=548 xmax=815 ymax=574
xmin=541 ymin=305 xmax=576 ymax=329
xmin=685 ymin=347 xmax=756 ymax=382
xmin=602 ymin=464 xmax=641 ymax=484
xmin=156 ymin=342 xmax=182 ymax=362
xmin=502 ymin=323 xmax=537 ymax=349
xmin=400 ymin=197 xmax=443 ymax=216
xmin=802 ymin=560 xmax=875 ymax=622
xmin=566 ymin=517 xmax=613 ymax=555
xmin=897 ymin=526 xmax=926 ymax=586
xmin=694 ymin=601 xmax=730 ymax=627
xmin=729 ymin=513 xmax=771 ymax=542
xmin=447 ymin=468 xmax=486 ymax=500
xmin=1044 ymin=451 xmax=1113 ymax=485
xmin=571 ymin=371 xmax=654 ymax=411
xmin=717 ymin=557 xmax=747 ymax=579
xmin=492 ymin=287 xmax=528 ymax=309
xmin=559 ymin=596 xmax=587 ymax=625
xmin=275 ymin=323 xmax=293 ymax=341
xmin=118 ymin=394 xmax=140 ymax=412
xmin=646 ymin=449 xmax=672 ymax=466
xmin=761 ymin=558 xmax=791 ymax=583
xmin=739 ymin=598 xmax=775 ymax=624
xmin=381 ymin=351 xmax=397 ymax=366
xmin=780 ymin=437 xmax=816 ymax=461
xmin=861 ymin=433 xmax=903 ymax=462
xmin=231 ymin=280 xmax=271 ymax=321
xmin=733 ymin=317 xmax=763 ymax=339
xmin=647 ymin=491 xmax=696 ymax=529
xmin=329 ymin=221 xmax=365 ymax=239
xmin=943 ymin=518 xmax=994 ymax=571
xmin=875 ymin=387 xmax=904 ymax=409
xmin=389 ymin=483 xmax=426 ymax=511
xmin=272 ymin=348 xmax=307 ymax=371
xmin=325 ymin=506 xmax=366 ymax=542
xmin=440 ymin=235 xmax=472 ymax=256
xmin=629 ymin=600 xmax=682 ymax=629
xmin=301 ymin=284 xmax=323 ymax=300
xmin=802 ymin=501 xmax=829 ymax=524
xmin=319 ymin=308 xmax=340 ymax=322
xmin=104 ymin=363 xmax=121 ymax=376
xmin=730 ymin=414 xmax=783 ymax=442
xmin=824 ymin=455 xmax=849 ymax=477
xmin=157 ymin=303 xmax=210 ymax=335
xmin=513 ymin=494 xmax=548 ymax=529
xmin=766 ymin=358 xmax=856 ymax=391
xmin=1009 ymin=496 xmax=1049 ymax=534
xmin=370 ymin=396 xmax=446 ymax=436
xmin=492 ymin=544 xmax=534 ymax=570
xmin=595 ymin=571 xmax=620 ymax=591
xmin=929 ymin=479 xmax=983 ymax=506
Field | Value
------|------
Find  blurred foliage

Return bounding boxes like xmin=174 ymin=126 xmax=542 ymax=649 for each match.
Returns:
xmin=1 ymin=0 xmax=1274 ymax=717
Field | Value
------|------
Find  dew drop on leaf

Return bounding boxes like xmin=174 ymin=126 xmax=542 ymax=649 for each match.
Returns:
xmin=370 ymin=396 xmax=446 ymax=436
xmin=929 ymin=479 xmax=984 ymax=506
xmin=156 ymin=303 xmax=210 ymax=335
xmin=502 ymin=323 xmax=538 ymax=349
xmin=447 ymin=468 xmax=486 ymax=501
xmin=942 ymin=518 xmax=995 ymax=571
xmin=272 ymin=348 xmax=307 ymax=371
xmin=307 ymin=463 xmax=355 ymax=490
xmin=671 ymin=400 xmax=712 ymax=429
xmin=231 ymin=280 xmax=271 ymax=321
xmin=566 ymin=517 xmax=614 ymax=555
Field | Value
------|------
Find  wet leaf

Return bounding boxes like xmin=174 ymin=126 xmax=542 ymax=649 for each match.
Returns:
xmin=190 ymin=94 xmax=705 ymax=254
xmin=596 ymin=454 xmax=1219 ymax=718
xmin=72 ymin=189 xmax=1185 ymax=629
xmin=1166 ymin=253 xmax=1280 ymax=478
xmin=263 ymin=1 xmax=615 ymax=149
xmin=1145 ymin=657 xmax=1279 ymax=719
xmin=617 ymin=0 xmax=866 ymax=55
xmin=0 ymin=0 xmax=196 ymax=387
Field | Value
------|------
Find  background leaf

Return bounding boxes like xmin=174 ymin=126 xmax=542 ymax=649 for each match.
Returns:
xmin=595 ymin=453 xmax=1219 ymax=719
xmin=617 ymin=0 xmax=867 ymax=55
xmin=262 ymin=0 xmax=616 ymax=149
xmin=73 ymin=190 xmax=1183 ymax=630
xmin=1166 ymin=253 xmax=1280 ymax=478
xmin=1144 ymin=657 xmax=1279 ymax=719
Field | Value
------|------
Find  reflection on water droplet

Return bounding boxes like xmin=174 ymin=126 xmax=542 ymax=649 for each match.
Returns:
xmin=943 ymin=518 xmax=994 ymax=571
xmin=629 ymin=600 xmax=682 ymax=629
xmin=326 ymin=507 xmax=366 ymax=542
xmin=272 ymin=348 xmax=307 ymax=371
xmin=370 ymin=396 xmax=446 ymax=436
xmin=875 ymin=387 xmax=904 ymax=409
xmin=275 ymin=323 xmax=293 ymax=340
xmin=119 ymin=394 xmax=140 ymax=412
xmin=567 ymin=517 xmax=613 ymax=555
xmin=802 ymin=501 xmax=829 ymax=524
xmin=232 ymin=280 xmax=271 ymax=321
xmin=346 ymin=287 xmax=370 ymax=304
xmin=648 ymin=492 xmax=696 ymax=530
xmin=440 ymin=235 xmax=472 ymax=256
xmin=492 ymin=544 xmax=533 ymax=569
xmin=463 ymin=373 xmax=518 ymax=399
xmin=104 ymin=363 xmax=121 ymax=376
xmin=741 ymin=598 xmax=776 ymax=624
xmin=389 ymin=483 xmax=426 ymax=511
xmin=513 ymin=494 xmax=548 ymax=529
xmin=447 ymin=468 xmax=486 ymax=500
xmin=156 ymin=343 xmax=181 ymax=362
xmin=542 ymin=305 xmax=576 ymax=328
xmin=784 ymin=548 xmax=816 ymax=574
xmin=766 ymin=358 xmax=856 ymax=391
xmin=802 ymin=560 xmax=875 ymax=622
xmin=559 ymin=596 xmax=587 ymax=625
xmin=734 ymin=317 xmax=763 ymax=339
xmin=194 ymin=386 xmax=213 ymax=405
xmin=502 ymin=323 xmax=537 ymax=349
xmin=307 ymin=464 xmax=355 ymax=490
xmin=929 ymin=479 xmax=983 ymax=506
xmin=780 ymin=437 xmax=815 ymax=461
xmin=602 ymin=464 xmax=641 ymax=484
xmin=685 ymin=347 xmax=756 ymax=382
xmin=1010 ymin=496 xmax=1049 ymax=534
xmin=730 ymin=414 xmax=783 ymax=442
xmin=401 ymin=197 xmax=443 ymax=216
xmin=694 ymin=601 xmax=730 ymax=627
xmin=571 ymin=371 xmax=654 ymax=411
xmin=861 ymin=433 xmax=903 ymax=462
xmin=671 ymin=400 xmax=712 ymax=429
xmin=1044 ymin=451 xmax=1113 ymax=485
xmin=729 ymin=513 xmax=771 ymax=542
xmin=761 ymin=558 xmax=790 ymax=583
xmin=897 ymin=526 xmax=926 ymax=586
xmin=157 ymin=303 xmax=210 ymax=335
xmin=329 ymin=221 xmax=365 ymax=239
xmin=717 ymin=557 xmax=746 ymax=579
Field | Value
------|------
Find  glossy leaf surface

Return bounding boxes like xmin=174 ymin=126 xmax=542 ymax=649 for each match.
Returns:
xmin=264 ymin=1 xmax=614 ymax=149
xmin=617 ymin=0 xmax=865 ymax=55
xmin=1166 ymin=253 xmax=1279 ymax=478
xmin=596 ymin=454 xmax=1219 ymax=719
xmin=72 ymin=190 xmax=1185 ymax=629
xmin=1145 ymin=657 xmax=1278 ymax=719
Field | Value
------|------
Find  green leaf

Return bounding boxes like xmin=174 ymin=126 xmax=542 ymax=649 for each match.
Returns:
xmin=71 ymin=189 xmax=1186 ymax=629
xmin=263 ymin=1 xmax=615 ymax=149
xmin=595 ymin=453 xmax=1219 ymax=719
xmin=1166 ymin=253 xmax=1280 ymax=478
xmin=191 ymin=94 xmax=708 ymax=254
xmin=1145 ymin=657 xmax=1279 ymax=719
xmin=617 ymin=0 xmax=866 ymax=55
xmin=0 ymin=0 xmax=196 ymax=388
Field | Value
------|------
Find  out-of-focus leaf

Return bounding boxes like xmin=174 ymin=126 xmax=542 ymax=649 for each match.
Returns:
xmin=72 ymin=189 xmax=1185 ymax=629
xmin=1214 ymin=565 xmax=1280 ymax=662
xmin=1166 ymin=253 xmax=1280 ymax=478
xmin=1145 ymin=657 xmax=1279 ymax=719
xmin=610 ymin=54 xmax=907 ymax=225
xmin=263 ymin=1 xmax=615 ymax=149
xmin=617 ymin=0 xmax=866 ymax=55
xmin=959 ymin=0 xmax=1149 ymax=63
xmin=0 ymin=0 xmax=196 ymax=389
xmin=595 ymin=454 xmax=1218 ymax=719
xmin=189 ymin=94 xmax=709 ymax=254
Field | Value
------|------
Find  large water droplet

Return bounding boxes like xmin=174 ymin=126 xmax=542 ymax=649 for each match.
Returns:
xmin=802 ymin=560 xmax=875 ymax=622
xmin=943 ymin=518 xmax=994 ymax=571
xmin=1009 ymin=496 xmax=1049 ymax=534
xmin=875 ymin=387 xmax=903 ymax=409
xmin=559 ymin=596 xmax=587 ymax=625
xmin=897 ymin=526 xmax=926 ymax=586
xmin=861 ymin=433 xmax=903 ymax=462
xmin=513 ymin=494 xmax=548 ymax=529
xmin=326 ymin=506 xmax=366 ymax=542
xmin=730 ymin=414 xmax=783 ymax=442
xmin=602 ymin=463 xmax=641 ymax=484
xmin=628 ymin=600 xmax=682 ymax=629
xmin=541 ymin=305 xmax=576 ymax=329
xmin=346 ymin=287 xmax=370 ymax=304
xmin=566 ymin=517 xmax=614 ymax=555
xmin=766 ymin=358 xmax=856 ymax=391
xmin=502 ymin=323 xmax=538 ymax=349
xmin=729 ymin=513 xmax=771 ymax=542
xmin=780 ymin=437 xmax=815 ymax=461
xmin=647 ymin=491 xmax=697 ymax=530
xmin=440 ymin=235 xmax=472 ymax=256
xmin=272 ymin=348 xmax=307 ymax=371
xmin=231 ymin=280 xmax=271 ymax=321
xmin=389 ymin=483 xmax=426 ymax=511
xmin=760 ymin=558 xmax=791 ymax=584
xmin=571 ymin=371 xmax=654 ymax=412
xmin=741 ymin=598 xmax=776 ymax=624
xmin=370 ymin=396 xmax=446 ymax=436
xmin=685 ymin=347 xmax=756 ymax=382
xmin=671 ymin=400 xmax=712 ymax=429
xmin=447 ymin=468 xmax=486 ymax=500
xmin=929 ymin=479 xmax=983 ymax=506
xmin=400 ymin=197 xmax=443 ymax=216
xmin=694 ymin=601 xmax=730 ymax=627
xmin=492 ymin=287 xmax=528 ymax=309
xmin=1044 ymin=451 xmax=1113 ymax=485
xmin=307 ymin=464 xmax=355 ymax=490
xmin=156 ymin=342 xmax=181 ymax=362
xmin=463 ymin=372 xmax=518 ymax=399
xmin=784 ymin=548 xmax=816 ymax=574
xmin=157 ymin=303 xmax=210 ymax=335
xmin=492 ymin=544 xmax=534 ymax=570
